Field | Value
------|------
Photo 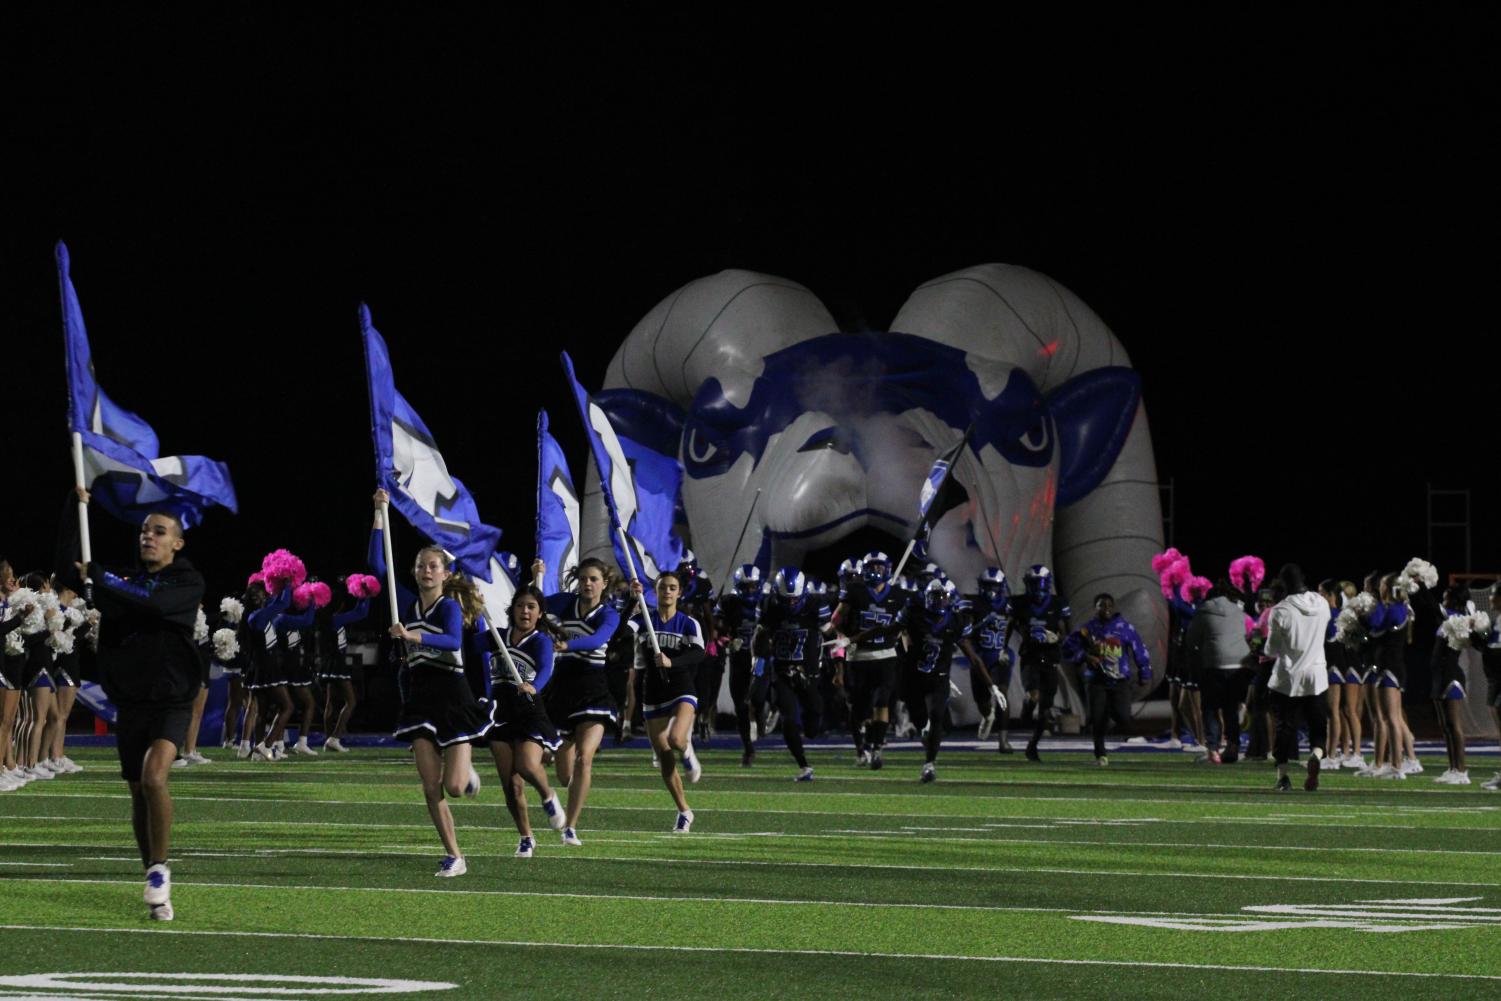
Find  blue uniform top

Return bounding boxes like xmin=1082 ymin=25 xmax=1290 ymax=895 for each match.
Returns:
xmin=491 ymin=627 xmax=555 ymax=692
xmin=332 ymin=599 xmax=371 ymax=652
xmin=629 ymin=608 xmax=705 ymax=670
xmin=544 ymin=593 xmax=620 ymax=670
xmin=1007 ymin=594 xmax=1072 ymax=657
xmin=906 ymin=606 xmax=972 ymax=675
xmin=715 ymin=592 xmax=763 ymax=646
xmin=969 ymin=603 xmax=1012 ymax=670
xmin=840 ymin=581 xmax=907 ymax=654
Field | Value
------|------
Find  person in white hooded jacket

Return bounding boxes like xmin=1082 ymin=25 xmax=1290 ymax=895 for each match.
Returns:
xmin=1264 ymin=563 xmax=1331 ymax=792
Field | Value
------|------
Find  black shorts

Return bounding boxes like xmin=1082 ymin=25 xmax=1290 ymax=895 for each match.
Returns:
xmin=115 ymin=701 xmax=195 ymax=782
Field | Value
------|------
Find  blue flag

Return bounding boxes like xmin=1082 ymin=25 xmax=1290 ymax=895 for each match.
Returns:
xmin=536 ymin=410 xmax=579 ymax=595
xmin=57 ymin=242 xmax=238 ymax=529
xmin=361 ymin=304 xmax=502 ymax=580
xmin=916 ymin=426 xmax=972 ymax=538
xmin=560 ymin=352 xmax=685 ymax=586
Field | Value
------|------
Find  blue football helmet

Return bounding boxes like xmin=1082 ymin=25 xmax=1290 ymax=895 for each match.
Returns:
xmin=1024 ymin=564 xmax=1054 ymax=598
xmin=732 ymin=564 xmax=762 ymax=596
xmin=924 ymin=578 xmax=958 ymax=611
xmin=772 ymin=567 xmax=807 ymax=601
xmin=838 ymin=557 xmax=864 ymax=588
xmin=862 ymin=550 xmax=891 ymax=586
xmin=978 ymin=567 xmax=1010 ymax=608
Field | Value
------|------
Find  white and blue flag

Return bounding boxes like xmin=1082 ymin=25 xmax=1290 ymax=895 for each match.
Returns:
xmin=561 ymin=352 xmax=685 ymax=590
xmin=361 ymin=304 xmax=503 ymax=580
xmin=58 ymin=242 xmax=238 ymax=529
xmin=536 ymin=410 xmax=579 ymax=595
xmin=916 ymin=426 xmax=973 ymax=538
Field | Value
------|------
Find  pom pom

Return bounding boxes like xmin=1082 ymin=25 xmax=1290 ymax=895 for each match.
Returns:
xmin=1400 ymin=557 xmax=1439 ymax=595
xmin=1471 ymin=610 xmax=1492 ymax=635
xmin=1228 ymin=556 xmax=1266 ymax=594
xmin=193 ymin=607 xmax=209 ymax=643
xmin=44 ymin=606 xmax=66 ymax=635
xmin=6 ymin=589 xmax=47 ymax=635
xmin=309 ymin=581 xmax=332 ymax=608
xmin=4 ymin=632 xmax=22 ymax=656
xmin=63 ymin=604 xmax=85 ymax=629
xmin=212 ymin=627 xmax=239 ymax=661
xmin=1150 ymin=548 xmax=1184 ymax=576
xmin=47 ymin=629 xmax=74 ymax=655
xmin=1334 ymin=606 xmax=1366 ymax=646
xmin=348 ymin=574 xmax=382 ymax=598
xmin=219 ymin=597 xmax=245 ymax=626
xmin=247 ymin=571 xmax=266 ymax=588
xmin=85 ymin=608 xmax=102 ymax=651
xmin=1439 ymin=613 xmax=1474 ymax=651
xmin=260 ymin=549 xmax=307 ymax=591
xmin=1180 ymin=575 xmax=1212 ymax=602
xmin=291 ymin=583 xmax=314 ymax=610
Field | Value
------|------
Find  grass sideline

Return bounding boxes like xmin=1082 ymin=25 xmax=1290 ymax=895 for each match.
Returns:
xmin=1 ymin=742 xmax=1499 ymax=1000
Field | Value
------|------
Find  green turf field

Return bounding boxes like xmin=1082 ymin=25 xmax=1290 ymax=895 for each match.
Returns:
xmin=2 ymin=744 xmax=1499 ymax=1000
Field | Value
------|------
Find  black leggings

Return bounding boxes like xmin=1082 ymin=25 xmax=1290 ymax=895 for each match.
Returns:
xmin=696 ymin=652 xmax=725 ymax=727
xmin=1270 ymin=690 xmax=1329 ymax=765
xmin=729 ymin=650 xmax=755 ymax=750
xmin=1086 ymin=681 xmax=1132 ymax=758
xmin=772 ymin=673 xmax=823 ymax=768
xmin=1201 ymin=666 xmax=1254 ymax=755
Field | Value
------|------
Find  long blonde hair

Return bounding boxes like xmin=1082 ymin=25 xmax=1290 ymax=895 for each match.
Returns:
xmin=443 ymin=573 xmax=483 ymax=629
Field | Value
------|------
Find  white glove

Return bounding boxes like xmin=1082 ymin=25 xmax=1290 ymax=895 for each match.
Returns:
xmin=731 ymin=638 xmax=744 ymax=652
xmin=823 ymin=636 xmax=851 ymax=651
xmin=990 ymin=685 xmax=1007 ymax=714
xmin=1042 ymin=629 xmax=1060 ymax=644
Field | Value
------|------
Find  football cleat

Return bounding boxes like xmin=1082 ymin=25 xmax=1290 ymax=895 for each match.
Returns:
xmin=673 ymin=810 xmax=695 ymax=833
xmin=148 ymin=902 xmax=174 ymax=921
xmin=919 ymin=763 xmax=936 ymax=784
xmin=437 ymin=854 xmax=469 ymax=876
xmin=794 ymin=767 xmax=814 ymax=782
xmin=561 ymin=827 xmax=583 ymax=847
xmin=144 ymin=864 xmax=171 ymax=906
xmin=870 ymin=749 xmax=883 ymax=771
xmin=463 ymin=767 xmax=482 ymax=798
xmin=514 ymin=838 xmax=534 ymax=859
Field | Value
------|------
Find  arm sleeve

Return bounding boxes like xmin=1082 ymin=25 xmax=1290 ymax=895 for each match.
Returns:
xmin=0 ymin=616 xmax=26 ymax=639
xmin=276 ymin=603 xmax=318 ymax=632
xmin=531 ymin=634 xmax=555 ymax=693
xmin=246 ymin=586 xmax=293 ymax=631
xmin=417 ymin=601 xmax=464 ymax=652
xmin=468 ymin=616 xmax=494 ymax=698
xmin=562 ymin=603 xmax=620 ymax=653
xmin=92 ymin=567 xmax=204 ymax=622
xmin=1128 ymin=623 xmax=1152 ymax=680
xmin=1060 ymin=627 xmax=1086 ymax=664
xmin=368 ymin=528 xmax=416 ymax=613
xmin=332 ymin=599 xmax=371 ymax=629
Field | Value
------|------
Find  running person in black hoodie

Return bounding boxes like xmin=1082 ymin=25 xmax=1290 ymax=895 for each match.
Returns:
xmin=63 ymin=487 xmax=204 ymax=921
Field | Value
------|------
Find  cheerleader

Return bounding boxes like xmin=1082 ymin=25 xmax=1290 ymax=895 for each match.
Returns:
xmin=1368 ymin=573 xmax=1417 ymax=778
xmin=216 ymin=596 xmax=249 ymax=748
xmin=532 ymin=555 xmax=621 ymax=846
xmin=1482 ymin=584 xmax=1501 ymax=792
xmin=277 ymin=589 xmax=320 ymax=756
xmin=1351 ymin=572 xmax=1388 ymax=776
xmin=1330 ymin=580 xmax=1366 ymax=769
xmin=238 ymin=579 xmax=292 ymax=760
xmin=1431 ymin=585 xmax=1484 ymax=784
xmin=481 ymin=586 xmax=566 ymax=857
xmin=171 ymin=604 xmax=214 ymax=767
xmin=18 ymin=574 xmax=57 ymax=779
xmin=0 ymin=565 xmax=27 ymax=787
xmin=319 ymin=582 xmax=371 ymax=753
xmin=1317 ymin=580 xmax=1349 ymax=769
xmin=626 ymin=571 xmax=704 ymax=833
xmin=40 ymin=584 xmax=88 ymax=774
xmin=371 ymin=489 xmax=489 ymax=877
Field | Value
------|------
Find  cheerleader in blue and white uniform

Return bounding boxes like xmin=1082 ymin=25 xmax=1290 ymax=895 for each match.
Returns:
xmin=626 ymin=570 xmax=705 ymax=833
xmin=371 ymin=489 xmax=489 ymax=878
xmin=481 ymin=585 xmax=567 ymax=856
xmin=319 ymin=584 xmax=371 ymax=753
xmin=1430 ymin=585 xmax=1485 ymax=784
xmin=532 ymin=555 xmax=621 ymax=845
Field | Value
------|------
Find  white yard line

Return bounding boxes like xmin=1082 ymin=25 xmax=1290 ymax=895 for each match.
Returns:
xmin=0 ymin=923 xmax=1494 ymax=981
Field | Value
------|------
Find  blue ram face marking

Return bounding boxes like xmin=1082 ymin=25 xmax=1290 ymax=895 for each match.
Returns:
xmin=682 ymin=333 xmax=1054 ymax=481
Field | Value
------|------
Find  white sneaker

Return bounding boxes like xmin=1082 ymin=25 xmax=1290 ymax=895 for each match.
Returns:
xmin=292 ymin=741 xmax=318 ymax=757
xmin=35 ymin=759 xmax=62 ymax=775
xmin=1449 ymin=770 xmax=1471 ymax=785
xmin=186 ymin=751 xmax=211 ymax=765
xmin=237 ymin=742 xmax=253 ymax=759
xmin=149 ymin=902 xmax=174 ymax=921
xmin=1096 ymin=756 xmax=1109 ymax=767
xmin=1345 ymin=754 xmax=1367 ymax=770
xmin=919 ymin=762 xmax=936 ymax=784
xmin=5 ymin=768 xmax=30 ymax=786
xmin=57 ymin=756 xmax=83 ymax=773
xmin=171 ymin=757 xmax=190 ymax=769
xmin=463 ymin=767 xmax=482 ymax=798
xmin=25 ymin=766 xmax=56 ymax=781
xmin=673 ymin=809 xmax=694 ymax=833
xmin=542 ymin=794 xmax=566 ymax=831
xmin=794 ymin=766 xmax=814 ymax=782
xmin=514 ymin=837 xmax=534 ymax=859
xmin=1163 ymin=737 xmax=1183 ymax=750
xmin=270 ymin=745 xmax=286 ymax=761
xmin=684 ymin=750 xmax=703 ymax=785
xmin=1480 ymin=772 xmax=1501 ymax=791
xmin=1323 ymin=756 xmax=1341 ymax=771
xmin=0 ymin=776 xmax=21 ymax=792
xmin=144 ymin=863 xmax=170 ymax=906
xmin=435 ymin=854 xmax=468 ymax=876
xmin=1401 ymin=758 xmax=1423 ymax=774
xmin=251 ymin=744 xmax=275 ymax=762
xmin=1375 ymin=765 xmax=1406 ymax=780
xmin=324 ymin=737 xmax=347 ymax=753
xmin=855 ymin=750 xmax=871 ymax=768
xmin=561 ymin=826 xmax=583 ymax=847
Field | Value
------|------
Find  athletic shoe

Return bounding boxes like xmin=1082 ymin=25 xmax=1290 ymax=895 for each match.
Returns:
xmin=236 ymin=743 xmax=253 ymax=760
xmin=1481 ymin=771 xmax=1501 ymax=790
xmin=0 ymin=776 xmax=21 ymax=792
xmin=1024 ymin=745 xmax=1041 ymax=763
xmin=1322 ymin=756 xmax=1341 ymax=771
xmin=24 ymin=766 xmax=55 ymax=780
xmin=977 ymin=707 xmax=995 ymax=741
xmin=144 ymin=864 xmax=170 ymax=906
xmin=148 ymin=902 xmax=174 ymax=921
xmin=1354 ymin=764 xmax=1381 ymax=777
xmin=463 ymin=766 xmax=482 ymax=798
xmin=997 ymin=739 xmax=1014 ymax=754
xmin=171 ymin=757 xmax=191 ymax=769
xmin=1220 ymin=751 xmax=1240 ymax=765
xmin=1344 ymin=754 xmax=1367 ymax=770
xmin=35 ymin=759 xmax=62 ymax=774
xmin=741 ymin=748 xmax=755 ymax=768
xmin=542 ymin=794 xmax=566 ymax=830
xmin=1274 ymin=775 xmax=1292 ymax=792
xmin=795 ymin=767 xmax=815 ymax=782
xmin=251 ymin=744 xmax=275 ymax=762
xmin=673 ymin=810 xmax=694 ymax=833
xmin=56 ymin=756 xmax=83 ymax=773
xmin=1402 ymin=758 xmax=1424 ymax=775
xmin=291 ymin=741 xmax=318 ymax=757
xmin=270 ymin=745 xmax=286 ymax=761
xmin=1450 ymin=771 xmax=1471 ymax=785
xmin=561 ymin=827 xmax=583 ymax=846
xmin=324 ymin=737 xmax=346 ymax=753
xmin=186 ymin=751 xmax=211 ymax=765
xmin=514 ymin=837 xmax=535 ymax=859
xmin=870 ymin=749 xmax=884 ymax=771
xmin=1095 ymin=756 xmax=1109 ymax=767
xmin=1163 ymin=737 xmax=1183 ymax=750
xmin=1376 ymin=766 xmax=1407 ymax=780
xmin=436 ymin=854 xmax=468 ymax=876
xmin=684 ymin=751 xmax=703 ymax=784
xmin=854 ymin=750 xmax=871 ymax=768
xmin=1304 ymin=754 xmax=1321 ymax=791
xmin=4 ymin=769 xmax=30 ymax=787
xmin=919 ymin=763 xmax=936 ymax=784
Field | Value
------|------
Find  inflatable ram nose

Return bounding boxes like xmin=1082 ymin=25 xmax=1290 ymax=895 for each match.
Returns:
xmin=580 ymin=265 xmax=1167 ymax=668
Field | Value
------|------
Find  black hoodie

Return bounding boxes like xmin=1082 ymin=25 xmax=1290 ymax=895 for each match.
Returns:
xmin=83 ymin=558 xmax=205 ymax=706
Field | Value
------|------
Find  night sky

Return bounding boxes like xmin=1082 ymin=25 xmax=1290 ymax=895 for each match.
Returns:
xmin=3 ymin=9 xmax=1497 ymax=603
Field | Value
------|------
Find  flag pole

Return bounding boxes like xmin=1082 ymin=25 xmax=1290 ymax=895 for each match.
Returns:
xmin=486 ymin=619 xmax=528 ymax=691
xmin=890 ymin=538 xmax=920 ymax=582
xmin=70 ymin=432 xmax=92 ymax=566
xmin=378 ymin=501 xmax=400 ymax=624
xmin=617 ymin=525 xmax=661 ymax=657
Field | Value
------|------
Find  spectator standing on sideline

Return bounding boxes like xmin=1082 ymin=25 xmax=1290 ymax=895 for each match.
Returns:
xmin=1264 ymin=564 xmax=1331 ymax=792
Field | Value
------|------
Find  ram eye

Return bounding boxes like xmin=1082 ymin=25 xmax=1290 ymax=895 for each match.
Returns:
xmin=1019 ymin=417 xmax=1051 ymax=453
xmin=686 ymin=427 xmax=719 ymax=465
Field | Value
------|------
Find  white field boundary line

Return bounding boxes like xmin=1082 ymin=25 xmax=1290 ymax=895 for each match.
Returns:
xmin=0 ymin=923 xmax=1495 ymax=981
xmin=60 ymin=845 xmax=1501 ymax=889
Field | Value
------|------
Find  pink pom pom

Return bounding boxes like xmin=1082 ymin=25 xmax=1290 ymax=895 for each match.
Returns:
xmin=1180 ymin=575 xmax=1212 ymax=602
xmin=261 ymin=549 xmax=308 ymax=591
xmin=347 ymin=574 xmax=382 ymax=598
xmin=1150 ymin=548 xmax=1183 ymax=576
xmin=291 ymin=583 xmax=314 ymax=610
xmin=246 ymin=571 xmax=266 ymax=588
xmin=310 ymin=582 xmax=333 ymax=608
xmin=1228 ymin=555 xmax=1266 ymax=594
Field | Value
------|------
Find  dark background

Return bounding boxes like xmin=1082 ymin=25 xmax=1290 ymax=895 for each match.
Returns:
xmin=2 ymin=8 xmax=1497 ymax=604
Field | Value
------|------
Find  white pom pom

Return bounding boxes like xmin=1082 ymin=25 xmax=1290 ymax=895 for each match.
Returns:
xmin=1438 ymin=614 xmax=1474 ymax=651
xmin=219 ymin=597 xmax=245 ymax=626
xmin=1471 ymin=611 xmax=1492 ymax=635
xmin=193 ymin=608 xmax=209 ymax=643
xmin=3 ymin=632 xmax=21 ymax=656
xmin=212 ymin=627 xmax=239 ymax=661
xmin=44 ymin=607 xmax=66 ymax=634
xmin=1400 ymin=557 xmax=1438 ymax=594
xmin=47 ymin=629 xmax=74 ymax=655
